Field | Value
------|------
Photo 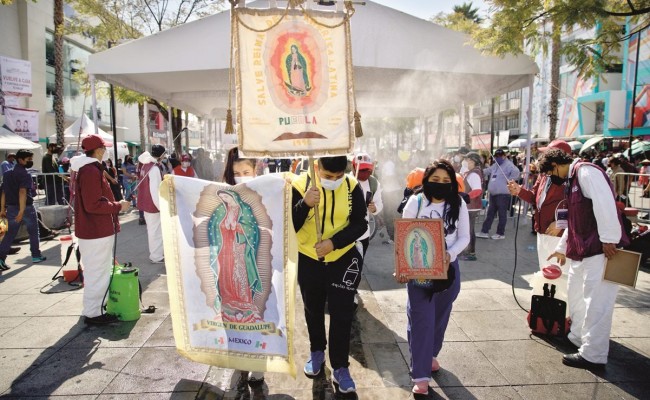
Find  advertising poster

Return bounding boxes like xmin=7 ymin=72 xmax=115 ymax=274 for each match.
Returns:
xmin=0 ymin=56 xmax=32 ymax=97
xmin=4 ymin=106 xmax=39 ymax=142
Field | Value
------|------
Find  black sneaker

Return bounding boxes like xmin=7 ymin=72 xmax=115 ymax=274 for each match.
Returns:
xmin=139 ymin=218 xmax=146 ymax=225
xmin=0 ymin=259 xmax=9 ymax=271
xmin=84 ymin=314 xmax=119 ymax=325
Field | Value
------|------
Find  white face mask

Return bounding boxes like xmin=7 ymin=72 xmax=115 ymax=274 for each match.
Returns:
xmin=182 ymin=162 xmax=190 ymax=168
xmin=461 ymin=160 xmax=469 ymax=170
xmin=320 ymin=176 xmax=344 ymax=191
xmin=453 ymin=155 xmax=462 ymax=163
xmin=234 ymin=176 xmax=254 ymax=184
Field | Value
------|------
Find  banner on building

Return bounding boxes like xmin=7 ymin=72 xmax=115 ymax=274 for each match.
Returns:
xmin=160 ymin=174 xmax=297 ymax=376
xmin=0 ymin=92 xmax=20 ymax=115
xmin=234 ymin=7 xmax=355 ymax=157
xmin=0 ymin=56 xmax=32 ymax=97
xmin=4 ymin=107 xmax=39 ymax=142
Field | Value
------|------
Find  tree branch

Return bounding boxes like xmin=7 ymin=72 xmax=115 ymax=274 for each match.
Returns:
xmin=604 ymin=6 xmax=650 ymax=16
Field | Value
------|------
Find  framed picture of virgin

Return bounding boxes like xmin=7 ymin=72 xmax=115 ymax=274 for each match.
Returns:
xmin=394 ymin=219 xmax=446 ymax=280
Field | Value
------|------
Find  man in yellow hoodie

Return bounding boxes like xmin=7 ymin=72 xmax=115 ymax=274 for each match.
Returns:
xmin=291 ymin=156 xmax=367 ymax=394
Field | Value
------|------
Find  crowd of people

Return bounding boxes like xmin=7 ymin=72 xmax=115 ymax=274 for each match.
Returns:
xmin=0 ymin=135 xmax=644 ymax=395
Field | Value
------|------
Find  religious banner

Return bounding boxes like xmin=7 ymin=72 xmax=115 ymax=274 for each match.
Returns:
xmin=4 ymin=106 xmax=39 ymax=142
xmin=0 ymin=56 xmax=32 ymax=97
xmin=233 ymin=7 xmax=355 ymax=157
xmin=159 ymin=174 xmax=297 ymax=376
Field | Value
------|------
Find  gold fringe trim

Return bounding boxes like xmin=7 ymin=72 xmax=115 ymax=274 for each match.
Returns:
xmin=225 ymin=109 xmax=234 ymax=134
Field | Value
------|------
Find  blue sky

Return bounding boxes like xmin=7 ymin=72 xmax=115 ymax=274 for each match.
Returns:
xmin=372 ymin=0 xmax=488 ymax=20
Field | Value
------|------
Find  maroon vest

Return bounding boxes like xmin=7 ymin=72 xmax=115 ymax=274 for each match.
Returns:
xmin=566 ymin=162 xmax=629 ymax=261
xmin=137 ymin=162 xmax=161 ymax=213
xmin=463 ymin=167 xmax=483 ymax=211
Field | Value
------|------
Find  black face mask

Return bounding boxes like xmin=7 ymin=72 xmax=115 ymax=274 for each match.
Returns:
xmin=549 ymin=174 xmax=566 ymax=186
xmin=24 ymin=161 xmax=34 ymax=169
xmin=423 ymin=181 xmax=451 ymax=200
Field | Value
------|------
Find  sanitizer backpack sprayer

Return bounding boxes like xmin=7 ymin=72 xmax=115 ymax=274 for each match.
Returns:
xmin=106 ymin=262 xmax=141 ymax=321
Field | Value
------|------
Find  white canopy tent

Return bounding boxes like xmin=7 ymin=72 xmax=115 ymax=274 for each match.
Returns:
xmin=0 ymin=125 xmax=42 ymax=151
xmin=86 ymin=0 xmax=538 ymax=119
xmin=48 ymin=114 xmax=113 ymax=144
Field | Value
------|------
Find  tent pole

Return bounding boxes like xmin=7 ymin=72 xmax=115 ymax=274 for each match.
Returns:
xmin=90 ymin=74 xmax=99 ymax=135
xmin=144 ymin=101 xmax=149 ymax=152
xmin=167 ymin=105 xmax=173 ymax=152
xmin=521 ymin=77 xmax=535 ymax=227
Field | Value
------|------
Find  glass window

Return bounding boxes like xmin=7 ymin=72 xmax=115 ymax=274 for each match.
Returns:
xmin=45 ymin=31 xmax=111 ymax=121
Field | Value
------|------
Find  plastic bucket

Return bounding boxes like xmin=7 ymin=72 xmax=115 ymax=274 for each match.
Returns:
xmin=106 ymin=265 xmax=141 ymax=321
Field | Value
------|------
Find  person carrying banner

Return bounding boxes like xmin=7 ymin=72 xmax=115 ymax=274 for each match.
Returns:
xmin=0 ymin=149 xmax=47 ymax=271
xmin=137 ymin=145 xmax=166 ymax=264
xmin=222 ymin=147 xmax=257 ymax=185
xmin=71 ymin=135 xmax=130 ymax=324
xmin=291 ymin=156 xmax=367 ymax=393
xmin=219 ymin=145 xmax=264 ymax=387
xmin=544 ymin=148 xmax=627 ymax=370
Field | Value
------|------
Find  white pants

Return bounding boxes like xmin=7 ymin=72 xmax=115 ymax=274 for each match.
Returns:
xmin=144 ymin=212 xmax=164 ymax=262
xmin=78 ymin=236 xmax=114 ymax=318
xmin=567 ymin=253 xmax=619 ymax=364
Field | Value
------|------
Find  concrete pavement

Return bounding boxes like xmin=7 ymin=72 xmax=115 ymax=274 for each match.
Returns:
xmin=0 ymin=210 xmax=648 ymax=399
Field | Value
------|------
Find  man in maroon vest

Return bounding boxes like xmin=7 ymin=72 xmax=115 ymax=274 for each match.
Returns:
xmin=544 ymin=148 xmax=625 ymax=370
xmin=137 ymin=145 xmax=166 ymax=264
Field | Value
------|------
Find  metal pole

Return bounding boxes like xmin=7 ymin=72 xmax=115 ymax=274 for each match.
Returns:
xmin=628 ymin=29 xmax=642 ymax=158
xmin=89 ymin=74 xmax=99 ymax=134
xmin=167 ymin=106 xmax=173 ymax=151
xmin=109 ymin=83 xmax=118 ymax=160
xmin=108 ymin=41 xmax=118 ymax=161
xmin=490 ymin=97 xmax=495 ymax=155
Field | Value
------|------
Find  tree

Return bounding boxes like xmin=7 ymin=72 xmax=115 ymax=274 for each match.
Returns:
xmin=69 ymin=0 xmax=225 ymax=154
xmin=471 ymin=1 xmax=650 ymax=138
xmin=53 ymin=0 xmax=65 ymax=147
xmin=453 ymin=2 xmax=482 ymax=24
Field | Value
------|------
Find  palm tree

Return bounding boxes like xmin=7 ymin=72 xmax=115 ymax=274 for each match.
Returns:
xmin=453 ymin=2 xmax=482 ymax=24
xmin=53 ymin=0 xmax=65 ymax=147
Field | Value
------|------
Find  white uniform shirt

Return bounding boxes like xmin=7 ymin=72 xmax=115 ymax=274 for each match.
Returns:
xmin=356 ymin=177 xmax=384 ymax=241
xmin=555 ymin=161 xmax=622 ymax=255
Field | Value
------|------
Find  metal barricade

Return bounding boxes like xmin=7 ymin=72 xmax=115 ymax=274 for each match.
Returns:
xmin=30 ymin=172 xmax=71 ymax=207
xmin=613 ymin=172 xmax=650 ymax=222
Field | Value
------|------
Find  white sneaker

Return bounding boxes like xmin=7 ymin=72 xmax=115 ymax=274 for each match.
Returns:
xmin=476 ymin=232 xmax=490 ymax=239
xmin=491 ymin=234 xmax=505 ymax=240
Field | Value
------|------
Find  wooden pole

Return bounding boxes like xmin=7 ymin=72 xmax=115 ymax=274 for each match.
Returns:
xmin=308 ymin=155 xmax=324 ymax=261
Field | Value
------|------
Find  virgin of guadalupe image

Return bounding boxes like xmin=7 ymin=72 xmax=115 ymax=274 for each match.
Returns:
xmin=409 ymin=230 xmax=429 ymax=269
xmin=208 ymin=190 xmax=263 ymax=323
xmin=284 ymin=44 xmax=311 ymax=96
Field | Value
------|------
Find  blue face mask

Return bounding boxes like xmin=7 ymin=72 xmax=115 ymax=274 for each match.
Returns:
xmin=495 ymin=157 xmax=505 ymax=165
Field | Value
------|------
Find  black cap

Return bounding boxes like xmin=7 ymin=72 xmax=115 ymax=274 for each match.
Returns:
xmin=458 ymin=146 xmax=470 ymax=155
xmin=466 ymin=152 xmax=482 ymax=165
xmin=151 ymin=145 xmax=166 ymax=158
xmin=494 ymin=148 xmax=506 ymax=156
